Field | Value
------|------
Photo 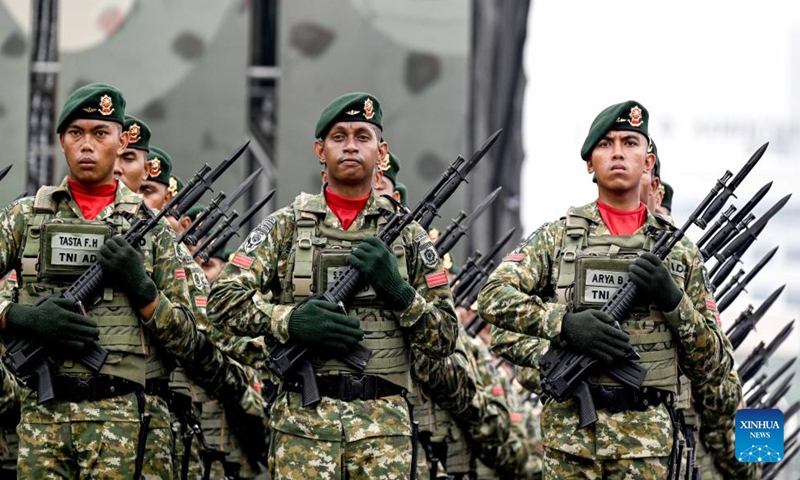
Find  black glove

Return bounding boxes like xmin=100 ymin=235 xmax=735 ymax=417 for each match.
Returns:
xmin=287 ymin=299 xmax=364 ymax=356
xmin=560 ymin=309 xmax=631 ymax=362
xmin=347 ymin=236 xmax=415 ymax=311
xmin=5 ymin=298 xmax=99 ymax=355
xmin=628 ymin=252 xmax=683 ymax=311
xmin=98 ymin=235 xmax=158 ymax=309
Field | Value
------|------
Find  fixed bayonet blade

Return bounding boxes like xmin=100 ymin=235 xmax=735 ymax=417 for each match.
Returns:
xmin=0 ymin=165 xmax=11 ymax=182
xmin=218 ymin=168 xmax=263 ymax=214
xmin=718 ymin=194 xmax=791 ymax=259
xmin=716 ymin=248 xmax=780 ymax=312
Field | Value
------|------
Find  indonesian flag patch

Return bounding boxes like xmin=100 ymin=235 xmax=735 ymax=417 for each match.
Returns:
xmin=194 ymin=296 xmax=207 ymax=307
xmin=492 ymin=385 xmax=504 ymax=397
xmin=509 ymin=412 xmax=524 ymax=423
xmin=706 ymin=298 xmax=721 ymax=325
xmin=503 ymin=253 xmax=525 ymax=262
xmin=425 ymin=271 xmax=448 ymax=288
xmin=8 ymin=271 xmax=17 ymax=282
xmin=231 ymin=253 xmax=254 ymax=269
xmin=175 ymin=269 xmax=186 ymax=280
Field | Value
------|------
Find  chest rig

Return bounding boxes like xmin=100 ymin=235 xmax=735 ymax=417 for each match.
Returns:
xmin=15 ymin=186 xmax=168 ymax=386
xmin=554 ymin=210 xmax=679 ymax=394
xmin=279 ymin=194 xmax=413 ymax=391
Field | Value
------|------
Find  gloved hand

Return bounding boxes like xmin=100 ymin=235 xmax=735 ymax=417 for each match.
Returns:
xmin=98 ymin=235 xmax=158 ymax=309
xmin=560 ymin=309 xmax=632 ymax=362
xmin=5 ymin=298 xmax=99 ymax=355
xmin=288 ymin=299 xmax=364 ymax=356
xmin=347 ymin=236 xmax=415 ymax=311
xmin=628 ymin=252 xmax=683 ymax=312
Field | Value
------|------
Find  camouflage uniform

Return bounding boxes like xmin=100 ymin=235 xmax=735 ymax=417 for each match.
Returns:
xmin=478 ymin=201 xmax=734 ymax=476
xmin=0 ymin=179 xmax=207 ymax=477
xmin=208 ymin=192 xmax=457 ymax=479
xmin=0 ymin=353 xmax=20 ymax=478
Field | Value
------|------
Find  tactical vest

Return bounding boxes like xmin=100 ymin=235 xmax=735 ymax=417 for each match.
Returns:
xmin=16 ymin=186 xmax=168 ymax=386
xmin=554 ymin=210 xmax=680 ymax=394
xmin=278 ymin=194 xmax=412 ymax=391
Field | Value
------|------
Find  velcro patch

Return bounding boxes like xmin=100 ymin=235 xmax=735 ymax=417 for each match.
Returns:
xmin=669 ymin=260 xmax=687 ymax=278
xmin=8 ymin=271 xmax=16 ymax=282
xmin=425 ymin=271 xmax=448 ymax=288
xmin=175 ymin=269 xmax=186 ymax=279
xmin=194 ymin=296 xmax=207 ymax=307
xmin=509 ymin=412 xmax=524 ymax=423
xmin=504 ymin=253 xmax=525 ymax=262
xmin=231 ymin=253 xmax=254 ymax=269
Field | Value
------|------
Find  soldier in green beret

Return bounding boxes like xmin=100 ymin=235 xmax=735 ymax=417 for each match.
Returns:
xmin=658 ymin=181 xmax=674 ymax=220
xmin=639 ymin=140 xmax=662 ymax=214
xmin=374 ymin=151 xmax=402 ymax=204
xmin=114 ymin=115 xmax=152 ymax=194
xmin=208 ymin=92 xmax=458 ymax=479
xmin=139 ymin=146 xmax=175 ymax=210
xmin=0 ymin=82 xmax=219 ymax=477
xmin=478 ymin=100 xmax=734 ymax=478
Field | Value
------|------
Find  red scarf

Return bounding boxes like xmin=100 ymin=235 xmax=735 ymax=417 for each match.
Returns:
xmin=67 ymin=178 xmax=117 ymax=221
xmin=597 ymin=200 xmax=647 ymax=236
xmin=325 ymin=187 xmax=369 ymax=230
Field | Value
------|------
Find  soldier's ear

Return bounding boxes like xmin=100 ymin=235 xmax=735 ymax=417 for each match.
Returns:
xmin=314 ymin=139 xmax=326 ymax=165
xmin=644 ymin=152 xmax=655 ymax=174
xmin=117 ymin=127 xmax=129 ymax=155
xmin=585 ymin=158 xmax=595 ymax=174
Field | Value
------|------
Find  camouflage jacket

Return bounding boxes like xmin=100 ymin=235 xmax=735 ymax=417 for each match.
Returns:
xmin=208 ymin=191 xmax=457 ymax=441
xmin=477 ymin=201 xmax=735 ymax=459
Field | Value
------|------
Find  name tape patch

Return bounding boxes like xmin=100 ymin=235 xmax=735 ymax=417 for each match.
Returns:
xmin=50 ymin=232 xmax=105 ymax=267
xmin=584 ymin=269 xmax=628 ymax=303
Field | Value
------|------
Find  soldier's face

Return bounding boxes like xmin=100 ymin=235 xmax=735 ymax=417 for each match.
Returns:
xmin=373 ymin=174 xmax=401 ymax=202
xmin=114 ymin=148 xmax=149 ymax=193
xmin=60 ymin=119 xmax=129 ymax=187
xmin=201 ymin=257 xmax=225 ymax=283
xmin=139 ymin=180 xmax=169 ymax=210
xmin=315 ymin=122 xmax=388 ymax=188
xmin=587 ymin=131 xmax=654 ymax=193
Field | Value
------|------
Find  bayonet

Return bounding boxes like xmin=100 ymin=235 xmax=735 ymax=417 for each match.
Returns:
xmin=700 ymin=181 xmax=772 ymax=258
xmin=715 ymin=247 xmax=779 ymax=312
xmin=744 ymin=357 xmax=795 ymax=406
xmin=0 ymin=165 xmax=11 ymax=183
xmin=435 ymin=187 xmax=502 ymax=256
xmin=697 ymin=204 xmax=736 ymax=249
xmin=725 ymin=284 xmax=785 ymax=349
xmin=738 ymin=320 xmax=795 ymax=383
xmin=452 ymin=228 xmax=515 ymax=299
xmin=696 ymin=142 xmax=769 ymax=228
xmin=760 ymin=373 xmax=794 ymax=409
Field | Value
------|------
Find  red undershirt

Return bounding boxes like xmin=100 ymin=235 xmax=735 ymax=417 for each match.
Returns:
xmin=67 ymin=178 xmax=117 ymax=221
xmin=325 ymin=187 xmax=369 ymax=230
xmin=597 ymin=200 xmax=647 ymax=236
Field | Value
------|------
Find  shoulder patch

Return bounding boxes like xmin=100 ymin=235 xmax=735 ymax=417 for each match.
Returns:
xmin=244 ymin=216 xmax=277 ymax=254
xmin=515 ymin=223 xmax=547 ymax=252
xmin=192 ymin=269 xmax=208 ymax=291
xmin=231 ymin=252 xmax=254 ymax=269
xmin=503 ymin=253 xmax=525 ymax=262
xmin=413 ymin=231 xmax=429 ymax=244
xmin=175 ymin=269 xmax=186 ymax=280
xmin=425 ymin=271 xmax=448 ymax=288
xmin=705 ymin=298 xmax=721 ymax=325
xmin=420 ymin=240 xmax=439 ymax=269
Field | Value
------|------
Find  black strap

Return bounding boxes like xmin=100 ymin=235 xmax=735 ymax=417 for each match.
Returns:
xmin=52 ymin=374 xmax=139 ymax=402
xmin=589 ymin=385 xmax=671 ymax=412
xmin=285 ymin=374 xmax=404 ymax=401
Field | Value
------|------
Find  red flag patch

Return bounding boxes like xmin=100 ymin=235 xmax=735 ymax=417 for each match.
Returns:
xmin=503 ymin=253 xmax=525 ymax=262
xmin=425 ymin=271 xmax=448 ymax=288
xmin=194 ymin=296 xmax=207 ymax=307
xmin=509 ymin=412 xmax=524 ymax=423
xmin=492 ymin=385 xmax=505 ymax=397
xmin=8 ymin=271 xmax=17 ymax=282
xmin=231 ymin=253 xmax=254 ymax=269
xmin=175 ymin=269 xmax=186 ymax=280
xmin=705 ymin=298 xmax=721 ymax=325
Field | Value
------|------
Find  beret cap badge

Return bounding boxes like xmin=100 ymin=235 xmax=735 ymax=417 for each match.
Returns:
xmin=627 ymin=106 xmax=643 ymax=127
xmin=149 ymin=158 xmax=162 ymax=178
xmin=127 ymin=123 xmax=141 ymax=143
xmin=378 ymin=153 xmax=391 ymax=172
xmin=168 ymin=177 xmax=179 ymax=196
xmin=99 ymin=94 xmax=115 ymax=116
xmin=363 ymin=98 xmax=375 ymax=120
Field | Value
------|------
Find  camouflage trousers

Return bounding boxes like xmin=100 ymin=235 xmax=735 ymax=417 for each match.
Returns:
xmin=16 ymin=390 xmax=173 ymax=479
xmin=543 ymin=447 xmax=667 ymax=479
xmin=268 ymin=430 xmax=412 ymax=479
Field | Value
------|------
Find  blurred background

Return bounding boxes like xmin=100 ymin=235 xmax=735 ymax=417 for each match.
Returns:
xmin=0 ymin=0 xmax=796 ymax=476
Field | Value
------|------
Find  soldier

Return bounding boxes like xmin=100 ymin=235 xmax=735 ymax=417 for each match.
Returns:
xmin=208 ymin=92 xmax=458 ymax=479
xmin=113 ymin=114 xmax=152 ymax=194
xmin=478 ymin=100 xmax=734 ymax=477
xmin=0 ymin=83 xmax=203 ymax=477
xmin=374 ymin=151 xmax=402 ymax=204
xmin=657 ymin=181 xmax=674 ymax=221
xmin=139 ymin=146 xmax=176 ymax=210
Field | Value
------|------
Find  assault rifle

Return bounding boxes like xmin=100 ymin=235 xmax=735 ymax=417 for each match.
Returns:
xmin=2 ymin=141 xmax=250 ymax=403
xmin=716 ymin=247 xmax=779 ymax=313
xmin=738 ymin=320 xmax=794 ymax=384
xmin=451 ymin=228 xmax=516 ymax=301
xmin=179 ymin=168 xmax=263 ymax=246
xmin=540 ymin=145 xmax=766 ymax=428
xmin=266 ymin=130 xmax=502 ymax=407
xmin=724 ymin=284 xmax=784 ymax=349
xmin=193 ymin=190 xmax=275 ymax=264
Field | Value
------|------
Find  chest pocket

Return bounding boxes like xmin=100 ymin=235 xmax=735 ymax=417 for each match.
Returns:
xmin=38 ymin=220 xmax=112 ymax=279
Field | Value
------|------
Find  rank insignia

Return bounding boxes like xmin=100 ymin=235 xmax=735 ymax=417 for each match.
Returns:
xmin=128 ymin=123 xmax=141 ymax=143
xmin=231 ymin=252 xmax=254 ymax=269
xmin=149 ymin=158 xmax=161 ymax=178
xmin=363 ymin=98 xmax=375 ymax=120
xmin=378 ymin=153 xmax=391 ymax=172
xmin=99 ymin=94 xmax=115 ymax=116
xmin=168 ymin=177 xmax=179 ymax=195
xmin=627 ymin=106 xmax=643 ymax=127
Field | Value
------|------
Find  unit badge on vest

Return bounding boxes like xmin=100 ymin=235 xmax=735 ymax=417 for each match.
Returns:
xmin=363 ymin=98 xmax=375 ymax=120
xmin=244 ymin=216 xmax=276 ymax=254
xmin=128 ymin=123 xmax=141 ymax=143
xmin=99 ymin=94 xmax=115 ymax=116
xmin=420 ymin=241 xmax=439 ymax=269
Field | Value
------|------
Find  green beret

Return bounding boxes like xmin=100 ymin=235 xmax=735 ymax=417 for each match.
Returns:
xmin=57 ymin=83 xmax=126 ymax=133
xmin=661 ymin=182 xmax=674 ymax=212
xmin=315 ymin=92 xmax=383 ymax=140
xmin=379 ymin=152 xmax=400 ymax=185
xmin=123 ymin=115 xmax=151 ymax=152
xmin=651 ymin=140 xmax=660 ymax=178
xmin=581 ymin=100 xmax=650 ymax=160
xmin=147 ymin=146 xmax=173 ymax=186
xmin=395 ymin=181 xmax=408 ymax=207
xmin=184 ymin=203 xmax=205 ymax=221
